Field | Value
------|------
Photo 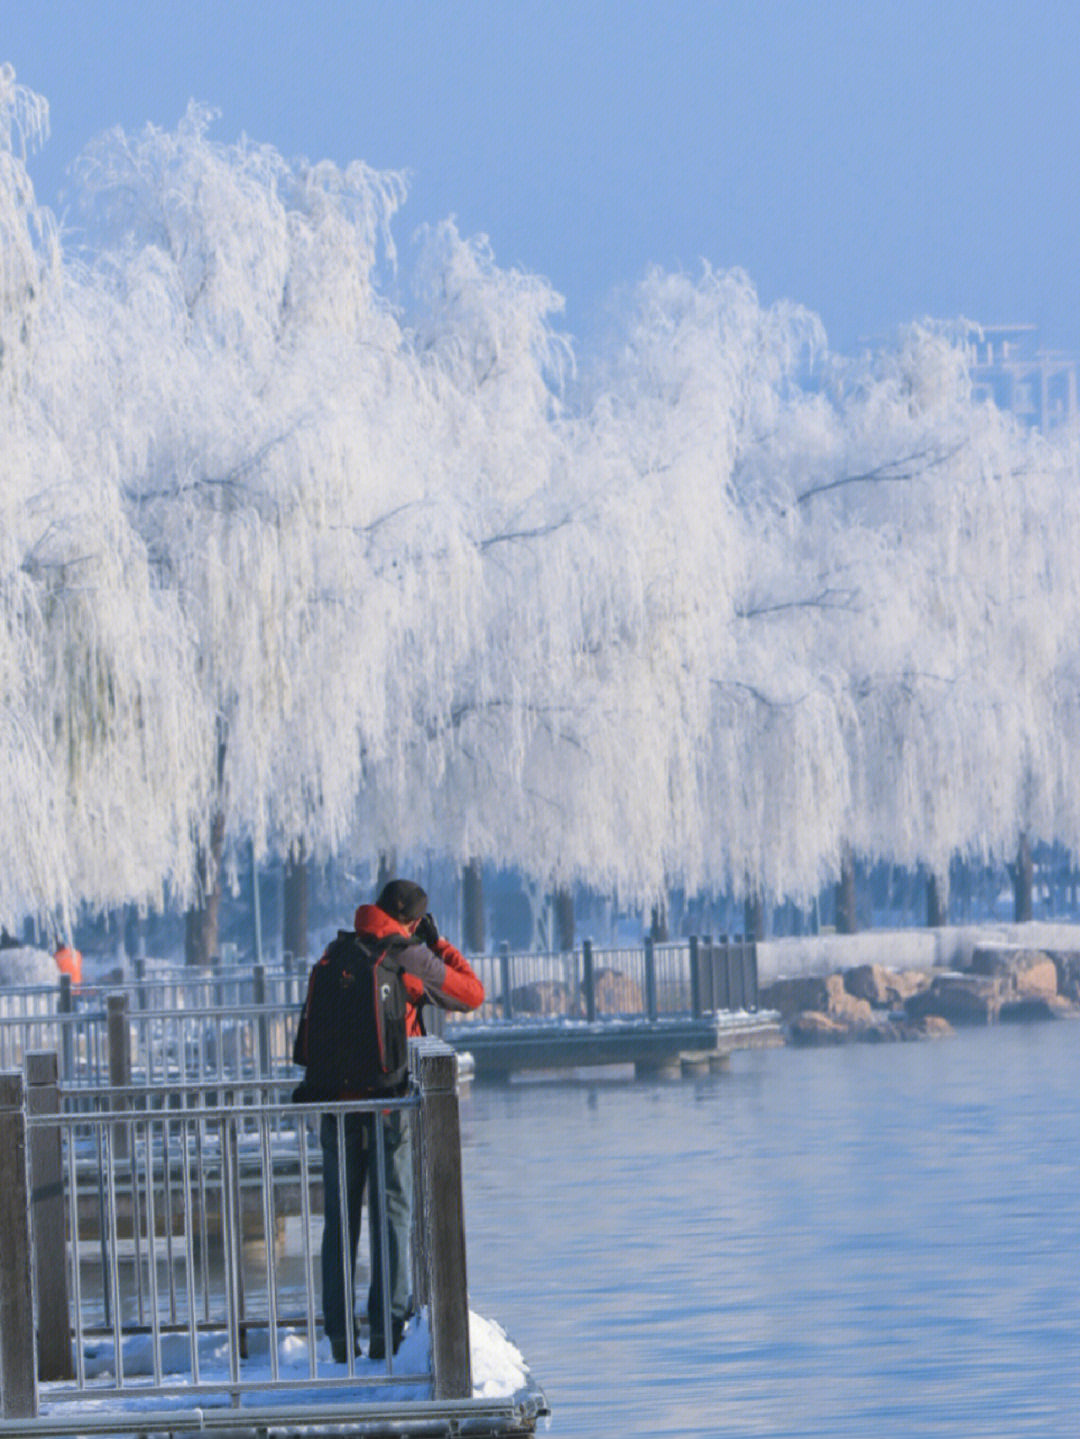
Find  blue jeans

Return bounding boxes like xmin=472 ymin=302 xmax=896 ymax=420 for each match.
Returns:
xmin=320 ymin=1108 xmax=413 ymax=1348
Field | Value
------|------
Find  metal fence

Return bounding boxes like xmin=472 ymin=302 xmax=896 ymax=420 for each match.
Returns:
xmin=0 ymin=962 xmax=305 ymax=1023
xmin=0 ymin=985 xmax=58 ymax=1018
xmin=0 ymin=1039 xmax=488 ymax=1430
xmin=0 ymin=1009 xmax=109 ymax=1086
xmin=0 ymin=1000 xmax=296 ymax=1089
xmin=468 ymin=936 xmax=758 ymax=1023
xmin=0 ymin=938 xmax=758 ymax=1089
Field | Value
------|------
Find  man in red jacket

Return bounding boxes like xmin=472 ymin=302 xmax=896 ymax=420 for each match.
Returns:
xmin=320 ymin=878 xmax=484 ymax=1364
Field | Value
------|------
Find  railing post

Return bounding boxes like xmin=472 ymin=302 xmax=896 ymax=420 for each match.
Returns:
xmin=689 ymin=935 xmax=702 ymax=1019
xmin=745 ymin=938 xmax=759 ymax=1011
xmin=134 ymin=955 xmax=148 ymax=1010
xmin=57 ymin=973 xmax=74 ymax=1082
xmin=253 ymin=964 xmax=269 ymax=1076
xmin=717 ymin=934 xmax=732 ymax=1011
xmin=107 ymin=993 xmax=131 ymax=1087
xmin=582 ymin=939 xmax=596 ymax=1022
xmin=0 ymin=1071 xmax=37 ymax=1417
xmin=731 ymin=934 xmax=753 ymax=1010
xmin=414 ymin=1040 xmax=472 ymax=1400
xmin=251 ymin=839 xmax=263 ymax=968
xmin=644 ymin=936 xmax=658 ymax=1020
xmin=107 ymin=993 xmax=131 ymax=1160
xmin=729 ymin=935 xmax=744 ymax=1010
xmin=409 ymin=1072 xmax=429 ymax=1313
xmin=499 ymin=942 xmax=514 ymax=1021
xmin=25 ymin=1052 xmax=73 ymax=1381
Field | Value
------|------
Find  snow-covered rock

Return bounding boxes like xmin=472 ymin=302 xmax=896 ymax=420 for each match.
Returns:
xmin=0 ymin=945 xmax=56 ymax=986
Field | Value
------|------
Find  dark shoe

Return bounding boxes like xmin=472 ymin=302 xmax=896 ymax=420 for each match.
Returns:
xmin=367 ymin=1317 xmax=405 ymax=1360
xmin=330 ymin=1336 xmax=361 ymax=1364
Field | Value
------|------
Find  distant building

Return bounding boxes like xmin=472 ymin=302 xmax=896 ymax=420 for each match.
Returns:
xmin=964 ymin=324 xmax=1078 ymax=434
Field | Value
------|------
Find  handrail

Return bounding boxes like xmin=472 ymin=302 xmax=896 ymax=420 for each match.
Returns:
xmin=1 ymin=1038 xmax=475 ymax=1425
xmin=0 ymin=938 xmax=758 ymax=1088
xmin=0 ymin=1394 xmax=537 ymax=1438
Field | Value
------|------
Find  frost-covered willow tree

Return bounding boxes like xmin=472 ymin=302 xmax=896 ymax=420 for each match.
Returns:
xmin=0 ymin=64 xmax=53 ymax=385
xmin=372 ymin=220 xmax=585 ymax=877
xmin=66 ymin=104 xmax=465 ymax=959
xmin=747 ymin=321 xmax=1080 ymax=918
xmin=9 ymin=65 xmax=1080 ymax=948
xmin=1 ymin=70 xmax=211 ymax=933
xmin=0 ymin=65 xmax=59 ymax=923
xmin=561 ymin=265 xmax=850 ymax=907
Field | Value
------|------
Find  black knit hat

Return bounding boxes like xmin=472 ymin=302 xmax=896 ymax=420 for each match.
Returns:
xmin=375 ymin=878 xmax=428 ymax=923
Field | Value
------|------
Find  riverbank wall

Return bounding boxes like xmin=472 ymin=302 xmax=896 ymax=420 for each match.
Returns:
xmin=757 ymin=920 xmax=1080 ymax=981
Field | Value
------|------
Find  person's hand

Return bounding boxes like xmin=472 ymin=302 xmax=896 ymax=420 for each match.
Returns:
xmin=416 ymin=912 xmax=439 ymax=948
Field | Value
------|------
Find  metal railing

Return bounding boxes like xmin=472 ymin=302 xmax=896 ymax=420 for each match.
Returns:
xmin=0 ymin=1009 xmax=110 ymax=1086
xmin=0 ymin=999 xmax=298 ymax=1089
xmin=471 ymin=935 xmax=758 ymax=1022
xmin=0 ymin=939 xmax=758 ymax=1090
xmin=0 ymin=961 xmax=306 ymax=1024
xmin=0 ymin=986 xmax=58 ymax=1018
xmin=0 ymin=1039 xmax=478 ymax=1427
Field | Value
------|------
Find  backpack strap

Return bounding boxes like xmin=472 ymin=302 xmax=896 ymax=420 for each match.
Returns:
xmin=355 ymin=931 xmax=412 ymax=975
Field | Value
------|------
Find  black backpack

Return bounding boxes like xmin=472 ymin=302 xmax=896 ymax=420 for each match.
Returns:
xmin=292 ymin=930 xmax=412 ymax=1101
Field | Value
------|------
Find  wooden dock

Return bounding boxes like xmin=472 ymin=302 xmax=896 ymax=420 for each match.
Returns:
xmin=444 ymin=1011 xmax=783 ymax=1080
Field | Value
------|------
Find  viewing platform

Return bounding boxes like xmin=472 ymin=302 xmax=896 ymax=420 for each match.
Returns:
xmin=0 ymin=1041 xmax=549 ymax=1439
xmin=446 ymin=1010 xmax=782 ymax=1080
xmin=439 ymin=935 xmax=782 ymax=1078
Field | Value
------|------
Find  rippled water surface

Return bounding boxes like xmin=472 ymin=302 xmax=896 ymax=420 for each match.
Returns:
xmin=459 ymin=1023 xmax=1080 ymax=1438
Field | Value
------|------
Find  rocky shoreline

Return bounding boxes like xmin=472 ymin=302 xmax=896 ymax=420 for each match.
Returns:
xmin=760 ymin=945 xmax=1080 ymax=1045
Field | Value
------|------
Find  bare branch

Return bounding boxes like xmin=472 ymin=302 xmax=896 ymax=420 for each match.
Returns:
xmin=709 ymin=678 xmax=809 ymax=709
xmin=796 ymin=441 xmax=966 ymax=505
xmin=853 ymin=669 xmax=958 ymax=699
xmin=127 ymin=427 xmax=300 ymax=508
xmin=330 ymin=499 xmax=426 ymax=537
xmin=736 ymin=587 xmax=858 ymax=619
xmin=479 ymin=514 xmax=575 ymax=551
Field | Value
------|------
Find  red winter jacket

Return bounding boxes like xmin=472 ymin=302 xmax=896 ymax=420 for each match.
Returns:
xmin=353 ymin=904 xmax=485 ymax=1036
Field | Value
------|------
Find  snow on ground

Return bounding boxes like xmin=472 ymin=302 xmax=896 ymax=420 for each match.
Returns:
xmin=47 ymin=1309 xmax=532 ymax=1415
xmin=469 ymin=1312 xmax=533 ymax=1398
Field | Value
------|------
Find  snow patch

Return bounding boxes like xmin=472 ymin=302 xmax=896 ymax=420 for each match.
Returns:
xmin=0 ymin=945 xmax=56 ymax=986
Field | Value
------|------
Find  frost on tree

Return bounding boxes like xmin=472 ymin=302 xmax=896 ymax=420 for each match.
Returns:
xmin=3 ymin=72 xmax=1079 ymax=944
xmin=2 ymin=72 xmax=208 ymax=932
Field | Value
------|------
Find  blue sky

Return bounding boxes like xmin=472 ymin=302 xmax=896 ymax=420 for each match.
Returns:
xmin=4 ymin=0 xmax=1079 ymax=356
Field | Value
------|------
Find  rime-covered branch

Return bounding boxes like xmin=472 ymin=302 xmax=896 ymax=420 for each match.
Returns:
xmin=795 ymin=441 xmax=966 ymax=504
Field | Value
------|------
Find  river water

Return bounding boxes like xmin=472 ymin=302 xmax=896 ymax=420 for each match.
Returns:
xmin=458 ymin=1022 xmax=1080 ymax=1438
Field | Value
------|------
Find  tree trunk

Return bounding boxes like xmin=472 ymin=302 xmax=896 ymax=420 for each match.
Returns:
xmin=926 ymin=871 xmax=948 ymax=928
xmin=649 ymin=901 xmax=669 ymax=943
xmin=743 ymin=892 xmax=765 ymax=941
xmin=283 ymin=840 xmax=310 ymax=962
xmin=123 ymin=904 xmax=145 ymax=962
xmin=554 ymin=888 xmax=575 ymax=952
xmin=1011 ymin=833 xmax=1034 ymax=923
xmin=835 ymin=844 xmax=858 ymax=934
xmin=462 ymin=858 xmax=485 ymax=954
xmin=185 ymin=808 xmax=225 ymax=967
xmin=376 ymin=850 xmax=397 ymax=895
xmin=185 ymin=723 xmax=227 ymax=968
